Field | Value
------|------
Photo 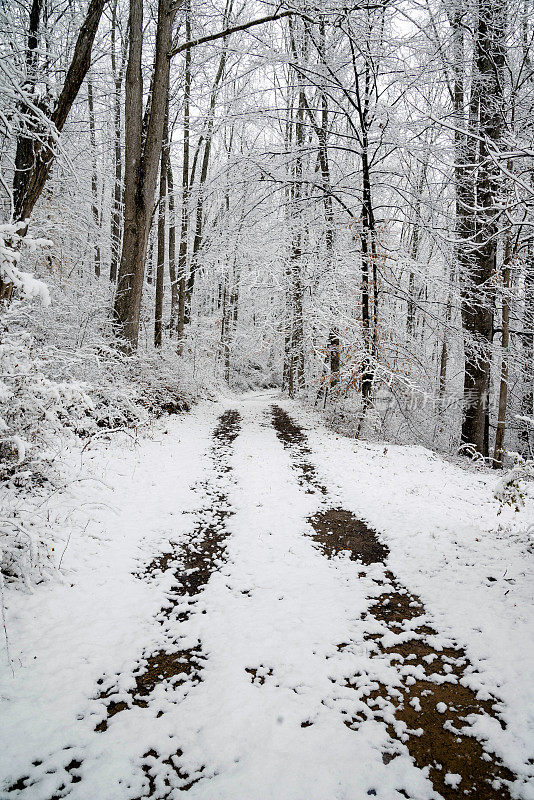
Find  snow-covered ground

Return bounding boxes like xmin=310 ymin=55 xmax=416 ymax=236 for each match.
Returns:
xmin=1 ymin=392 xmax=533 ymax=799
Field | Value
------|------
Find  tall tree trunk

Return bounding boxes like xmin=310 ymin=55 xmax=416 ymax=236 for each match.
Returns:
xmin=439 ymin=289 xmax=452 ymax=403
xmin=155 ymin=108 xmax=168 ymax=348
xmin=493 ymin=237 xmax=512 ymax=467
xmin=406 ymin=156 xmax=428 ymax=336
xmin=299 ymin=15 xmax=338 ymax=398
xmin=348 ymin=37 xmax=377 ymax=411
xmin=460 ymin=0 xmax=505 ymax=455
xmin=113 ymin=0 xmax=176 ymax=350
xmin=109 ymin=0 xmax=127 ymax=283
xmin=520 ymin=244 xmax=534 ymax=456
xmin=184 ymin=18 xmax=231 ymax=326
xmin=167 ymin=159 xmax=178 ymax=333
xmin=286 ymin=15 xmax=306 ymax=397
xmin=87 ymin=77 xmax=101 ymax=277
xmin=317 ymin=18 xmax=339 ymax=393
xmin=220 ymin=272 xmax=230 ymax=377
xmin=176 ymin=0 xmax=191 ymax=352
xmin=360 ymin=145 xmax=376 ymax=406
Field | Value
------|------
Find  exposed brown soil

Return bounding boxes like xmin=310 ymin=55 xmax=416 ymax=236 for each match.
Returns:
xmin=272 ymin=406 xmax=516 ymax=799
xmin=6 ymin=751 xmax=82 ymax=797
xmin=271 ymin=405 xmax=327 ymax=494
xmin=131 ymin=749 xmax=205 ymax=799
xmin=348 ymin=573 xmax=515 ymax=799
xmin=94 ymin=644 xmax=204 ymax=733
xmin=309 ymin=509 xmax=389 ymax=565
xmin=245 ymin=666 xmax=274 ymax=686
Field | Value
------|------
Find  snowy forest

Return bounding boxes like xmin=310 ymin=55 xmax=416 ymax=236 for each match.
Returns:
xmin=1 ymin=0 xmax=533 ymax=798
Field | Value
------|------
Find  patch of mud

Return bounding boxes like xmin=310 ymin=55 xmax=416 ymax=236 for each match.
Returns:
xmin=271 ymin=405 xmax=327 ymax=494
xmin=245 ymin=665 xmax=274 ymax=685
xmin=345 ymin=569 xmax=515 ymax=798
xmin=213 ymin=409 xmax=241 ymax=446
xmin=94 ymin=645 xmax=204 ymax=732
xmin=6 ymin=749 xmax=83 ymax=798
xmin=308 ymin=509 xmax=389 ymax=565
xmin=130 ymin=749 xmax=205 ymax=798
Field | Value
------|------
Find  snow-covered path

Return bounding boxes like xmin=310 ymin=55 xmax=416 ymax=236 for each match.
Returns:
xmin=1 ymin=393 xmax=533 ymax=800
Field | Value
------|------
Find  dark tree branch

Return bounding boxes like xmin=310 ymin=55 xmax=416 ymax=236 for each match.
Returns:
xmin=169 ymin=9 xmax=309 ymax=57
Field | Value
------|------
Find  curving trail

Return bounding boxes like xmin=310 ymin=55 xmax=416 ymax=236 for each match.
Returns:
xmin=0 ymin=393 xmax=532 ymax=800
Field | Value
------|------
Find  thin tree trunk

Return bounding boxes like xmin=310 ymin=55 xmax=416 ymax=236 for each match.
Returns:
xmin=439 ymin=291 xmax=452 ymax=402
xmin=87 ymin=77 xmax=101 ymax=277
xmin=176 ymin=0 xmax=191 ymax=352
xmin=406 ymin=157 xmax=427 ymax=335
xmin=520 ymin=244 xmax=534 ymax=455
xmin=493 ymin=237 xmax=512 ymax=467
xmin=185 ymin=18 xmax=231 ymax=326
xmin=220 ymin=272 xmax=229 ymax=377
xmin=287 ymin=14 xmax=306 ymax=397
xmin=109 ymin=0 xmax=127 ymax=283
xmin=168 ymin=159 xmax=178 ymax=332
xmin=155 ymin=108 xmax=168 ymax=347
xmin=318 ymin=18 xmax=338 ymax=393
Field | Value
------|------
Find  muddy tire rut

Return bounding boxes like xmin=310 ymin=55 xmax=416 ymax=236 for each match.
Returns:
xmin=271 ymin=404 xmax=517 ymax=799
xmin=6 ymin=410 xmax=241 ymax=800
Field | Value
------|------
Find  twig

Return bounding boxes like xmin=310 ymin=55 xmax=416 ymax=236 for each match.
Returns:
xmin=58 ymin=521 xmax=88 ymax=571
xmin=0 ymin=568 xmax=14 ymax=678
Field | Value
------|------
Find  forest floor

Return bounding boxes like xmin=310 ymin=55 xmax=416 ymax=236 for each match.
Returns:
xmin=0 ymin=391 xmax=533 ymax=800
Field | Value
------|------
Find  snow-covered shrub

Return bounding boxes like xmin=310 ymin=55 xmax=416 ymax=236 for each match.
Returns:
xmin=0 ymin=323 xmax=94 ymax=484
xmin=0 ymin=498 xmax=57 ymax=586
xmin=494 ymin=454 xmax=534 ymax=512
xmin=0 ymin=228 xmax=63 ymax=584
xmin=0 ymin=228 xmax=59 ymax=484
xmin=0 ymin=221 xmax=51 ymax=305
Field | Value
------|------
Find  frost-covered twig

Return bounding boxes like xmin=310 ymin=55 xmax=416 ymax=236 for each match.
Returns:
xmin=0 ymin=565 xmax=14 ymax=677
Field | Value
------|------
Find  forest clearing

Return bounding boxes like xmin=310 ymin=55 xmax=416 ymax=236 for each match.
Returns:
xmin=1 ymin=0 xmax=534 ymax=796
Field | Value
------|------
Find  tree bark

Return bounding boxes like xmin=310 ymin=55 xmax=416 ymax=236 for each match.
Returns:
xmin=155 ymin=108 xmax=168 ymax=348
xmin=12 ymin=0 xmax=44 ymax=221
xmin=286 ymin=14 xmax=307 ymax=397
xmin=113 ymin=0 xmax=176 ymax=350
xmin=167 ymin=159 xmax=178 ymax=333
xmin=460 ymin=0 xmax=505 ymax=456
xmin=13 ymin=0 xmax=106 ymax=224
xmin=176 ymin=0 xmax=191 ymax=352
xmin=109 ymin=0 xmax=127 ymax=283
xmin=493 ymin=238 xmax=512 ymax=467
xmin=87 ymin=77 xmax=101 ymax=278
xmin=520 ymin=245 xmax=534 ymax=456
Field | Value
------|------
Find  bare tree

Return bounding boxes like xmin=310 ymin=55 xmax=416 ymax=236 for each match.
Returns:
xmin=113 ymin=0 xmax=176 ymax=349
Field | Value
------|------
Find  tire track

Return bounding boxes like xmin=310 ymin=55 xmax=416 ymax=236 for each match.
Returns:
xmin=271 ymin=404 xmax=516 ymax=799
xmin=4 ymin=410 xmax=241 ymax=800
